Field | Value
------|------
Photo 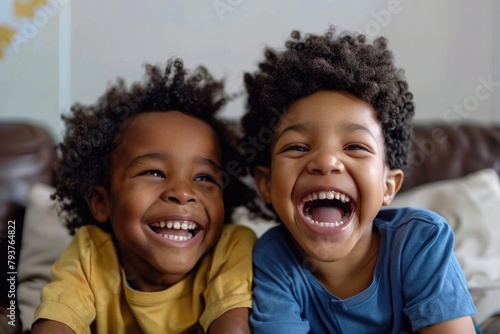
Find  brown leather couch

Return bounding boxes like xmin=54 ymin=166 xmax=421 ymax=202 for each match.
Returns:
xmin=400 ymin=123 xmax=500 ymax=192
xmin=1 ymin=120 xmax=500 ymax=333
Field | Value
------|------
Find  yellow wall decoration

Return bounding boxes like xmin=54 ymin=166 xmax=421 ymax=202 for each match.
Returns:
xmin=15 ymin=0 xmax=49 ymax=18
xmin=0 ymin=25 xmax=16 ymax=59
xmin=0 ymin=0 xmax=50 ymax=59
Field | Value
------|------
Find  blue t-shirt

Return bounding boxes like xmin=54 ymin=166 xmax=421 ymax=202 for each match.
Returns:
xmin=250 ymin=207 xmax=477 ymax=334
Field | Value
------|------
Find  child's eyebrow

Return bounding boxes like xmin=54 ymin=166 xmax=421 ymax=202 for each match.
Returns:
xmin=275 ymin=123 xmax=308 ymax=139
xmin=339 ymin=122 xmax=376 ymax=140
xmin=128 ymin=152 xmax=170 ymax=167
xmin=277 ymin=122 xmax=375 ymax=137
xmin=273 ymin=123 xmax=307 ymax=146
xmin=194 ymin=156 xmax=222 ymax=172
xmin=128 ymin=153 xmax=222 ymax=171
xmin=275 ymin=121 xmax=377 ymax=144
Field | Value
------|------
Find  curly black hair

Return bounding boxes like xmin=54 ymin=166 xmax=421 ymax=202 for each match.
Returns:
xmin=241 ymin=26 xmax=415 ymax=173
xmin=53 ymin=58 xmax=260 ymax=235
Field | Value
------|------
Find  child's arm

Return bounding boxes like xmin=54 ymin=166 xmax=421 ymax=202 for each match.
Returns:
xmin=32 ymin=319 xmax=77 ymax=334
xmin=420 ymin=316 xmax=476 ymax=334
xmin=208 ymin=307 xmax=251 ymax=334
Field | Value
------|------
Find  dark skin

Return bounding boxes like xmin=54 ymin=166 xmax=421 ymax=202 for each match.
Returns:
xmin=33 ymin=113 xmax=252 ymax=334
xmin=253 ymin=90 xmax=475 ymax=334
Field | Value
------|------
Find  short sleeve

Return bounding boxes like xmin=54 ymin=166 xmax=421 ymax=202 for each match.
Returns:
xmin=399 ymin=216 xmax=476 ymax=331
xmin=199 ymin=224 xmax=256 ymax=331
xmin=33 ymin=229 xmax=96 ymax=334
xmin=250 ymin=227 xmax=310 ymax=334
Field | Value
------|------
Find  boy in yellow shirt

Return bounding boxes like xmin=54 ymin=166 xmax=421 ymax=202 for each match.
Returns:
xmin=32 ymin=59 xmax=258 ymax=333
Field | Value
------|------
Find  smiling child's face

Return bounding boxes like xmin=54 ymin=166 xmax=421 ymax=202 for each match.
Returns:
xmin=255 ymin=90 xmax=403 ymax=264
xmin=89 ymin=111 xmax=224 ymax=291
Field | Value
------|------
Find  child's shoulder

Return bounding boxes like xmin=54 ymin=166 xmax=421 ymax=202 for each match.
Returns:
xmin=378 ymin=206 xmax=447 ymax=225
xmin=68 ymin=226 xmax=119 ymax=264
xmin=255 ymin=224 xmax=287 ymax=244
xmin=213 ymin=224 xmax=258 ymax=252
xmin=73 ymin=224 xmax=114 ymax=247
xmin=253 ymin=224 xmax=295 ymax=258
xmin=222 ymin=223 xmax=257 ymax=239
xmin=376 ymin=206 xmax=453 ymax=237
xmin=202 ymin=224 xmax=257 ymax=277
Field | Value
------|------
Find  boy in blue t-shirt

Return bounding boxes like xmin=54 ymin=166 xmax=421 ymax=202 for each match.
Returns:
xmin=240 ymin=26 xmax=479 ymax=333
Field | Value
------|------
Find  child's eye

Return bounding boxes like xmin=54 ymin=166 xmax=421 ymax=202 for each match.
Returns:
xmin=141 ymin=170 xmax=165 ymax=178
xmin=195 ymin=174 xmax=222 ymax=187
xmin=346 ymin=143 xmax=369 ymax=151
xmin=283 ymin=145 xmax=308 ymax=152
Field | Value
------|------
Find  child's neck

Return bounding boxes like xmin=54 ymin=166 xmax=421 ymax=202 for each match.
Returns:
xmin=311 ymin=231 xmax=380 ymax=300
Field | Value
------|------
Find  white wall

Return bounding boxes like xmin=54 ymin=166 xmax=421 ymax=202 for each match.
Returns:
xmin=0 ymin=0 xmax=64 ymax=137
xmin=0 ymin=0 xmax=498 ymax=140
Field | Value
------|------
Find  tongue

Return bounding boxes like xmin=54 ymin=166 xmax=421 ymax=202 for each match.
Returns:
xmin=309 ymin=206 xmax=344 ymax=223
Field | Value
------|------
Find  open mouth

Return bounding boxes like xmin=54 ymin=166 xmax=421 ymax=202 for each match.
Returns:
xmin=148 ymin=220 xmax=200 ymax=241
xmin=301 ymin=191 xmax=352 ymax=227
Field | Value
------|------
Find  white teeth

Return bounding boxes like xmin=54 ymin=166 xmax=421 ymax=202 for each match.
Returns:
xmin=149 ymin=220 xmax=198 ymax=231
xmin=302 ymin=191 xmax=351 ymax=203
xmin=148 ymin=220 xmax=199 ymax=241
xmin=301 ymin=191 xmax=352 ymax=227
xmin=161 ymin=234 xmax=192 ymax=241
xmin=304 ymin=213 xmax=351 ymax=228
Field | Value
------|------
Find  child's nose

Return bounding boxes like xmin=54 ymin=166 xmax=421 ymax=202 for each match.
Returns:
xmin=306 ymin=150 xmax=345 ymax=175
xmin=161 ymin=181 xmax=197 ymax=205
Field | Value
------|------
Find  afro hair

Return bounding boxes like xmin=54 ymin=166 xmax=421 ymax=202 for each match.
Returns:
xmin=53 ymin=58 xmax=260 ymax=235
xmin=241 ymin=26 xmax=415 ymax=173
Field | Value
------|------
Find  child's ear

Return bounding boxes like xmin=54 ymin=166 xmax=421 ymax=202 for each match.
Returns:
xmin=382 ymin=169 xmax=404 ymax=206
xmin=254 ymin=166 xmax=272 ymax=204
xmin=88 ymin=186 xmax=110 ymax=223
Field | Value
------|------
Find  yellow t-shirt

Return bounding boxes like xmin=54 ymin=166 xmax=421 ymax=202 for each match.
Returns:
xmin=34 ymin=224 xmax=256 ymax=334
